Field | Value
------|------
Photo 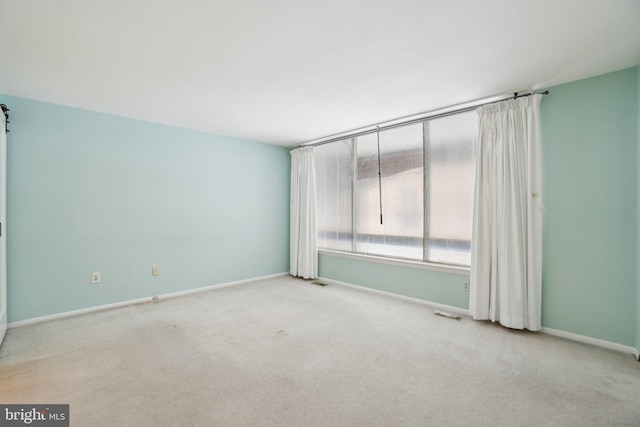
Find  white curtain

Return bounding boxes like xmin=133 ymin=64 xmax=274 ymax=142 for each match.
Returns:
xmin=290 ymin=147 xmax=318 ymax=279
xmin=469 ymin=94 xmax=543 ymax=331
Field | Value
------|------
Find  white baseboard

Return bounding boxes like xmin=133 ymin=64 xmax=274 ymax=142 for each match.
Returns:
xmin=541 ymin=327 xmax=638 ymax=359
xmin=152 ymin=272 xmax=288 ymax=301
xmin=318 ymin=276 xmax=469 ymax=316
xmin=8 ymin=272 xmax=289 ymax=329
xmin=319 ymin=276 xmax=640 ymax=360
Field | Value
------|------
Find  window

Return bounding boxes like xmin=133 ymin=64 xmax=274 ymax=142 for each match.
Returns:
xmin=355 ymin=124 xmax=423 ymax=259
xmin=315 ymin=139 xmax=352 ymax=251
xmin=315 ymin=110 xmax=477 ymax=267
xmin=424 ymin=112 xmax=477 ymax=266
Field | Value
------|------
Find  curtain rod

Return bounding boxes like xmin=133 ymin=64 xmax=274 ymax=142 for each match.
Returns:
xmin=297 ymin=90 xmax=549 ymax=148
xmin=0 ymin=104 xmax=9 ymax=133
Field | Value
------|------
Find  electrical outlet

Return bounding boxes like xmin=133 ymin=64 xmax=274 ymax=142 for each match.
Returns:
xmin=91 ymin=272 xmax=101 ymax=284
xmin=152 ymin=266 xmax=159 ymax=276
xmin=464 ymin=281 xmax=469 ymax=292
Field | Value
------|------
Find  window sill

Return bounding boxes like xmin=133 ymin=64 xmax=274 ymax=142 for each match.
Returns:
xmin=318 ymin=249 xmax=471 ymax=276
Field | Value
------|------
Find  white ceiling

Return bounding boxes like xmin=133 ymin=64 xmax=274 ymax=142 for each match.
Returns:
xmin=1 ymin=0 xmax=639 ymax=147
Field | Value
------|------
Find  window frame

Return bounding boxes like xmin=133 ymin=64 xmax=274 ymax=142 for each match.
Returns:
xmin=315 ymin=110 xmax=476 ymax=272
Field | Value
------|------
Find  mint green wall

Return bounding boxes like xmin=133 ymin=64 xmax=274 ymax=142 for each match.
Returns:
xmin=319 ymin=67 xmax=639 ymax=347
xmin=541 ymin=67 xmax=637 ymax=347
xmin=2 ymin=95 xmax=290 ymax=323
xmin=319 ymin=253 xmax=469 ymax=308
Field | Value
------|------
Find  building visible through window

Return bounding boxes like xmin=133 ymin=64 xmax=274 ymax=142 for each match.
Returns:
xmin=315 ymin=110 xmax=477 ymax=267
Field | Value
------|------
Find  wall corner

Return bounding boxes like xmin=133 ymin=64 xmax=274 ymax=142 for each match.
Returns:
xmin=636 ymin=65 xmax=640 ymax=357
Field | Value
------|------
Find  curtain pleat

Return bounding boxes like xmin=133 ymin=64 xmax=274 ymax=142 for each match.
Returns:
xmin=290 ymin=147 xmax=318 ymax=279
xmin=469 ymin=95 xmax=543 ymax=331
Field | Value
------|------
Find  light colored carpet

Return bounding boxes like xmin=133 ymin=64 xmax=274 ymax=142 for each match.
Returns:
xmin=1 ymin=275 xmax=639 ymax=426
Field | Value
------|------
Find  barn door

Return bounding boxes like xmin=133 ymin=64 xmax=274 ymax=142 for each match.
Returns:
xmin=0 ymin=109 xmax=7 ymax=346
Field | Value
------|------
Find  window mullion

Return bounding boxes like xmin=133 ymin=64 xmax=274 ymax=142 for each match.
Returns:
xmin=423 ymin=120 xmax=430 ymax=262
xmin=351 ymin=137 xmax=357 ymax=253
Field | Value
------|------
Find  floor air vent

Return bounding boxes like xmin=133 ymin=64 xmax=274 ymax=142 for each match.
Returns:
xmin=434 ymin=310 xmax=461 ymax=320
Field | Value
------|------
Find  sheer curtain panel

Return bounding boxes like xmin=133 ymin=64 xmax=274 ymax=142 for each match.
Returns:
xmin=290 ymin=147 xmax=318 ymax=279
xmin=469 ymin=94 xmax=543 ymax=331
